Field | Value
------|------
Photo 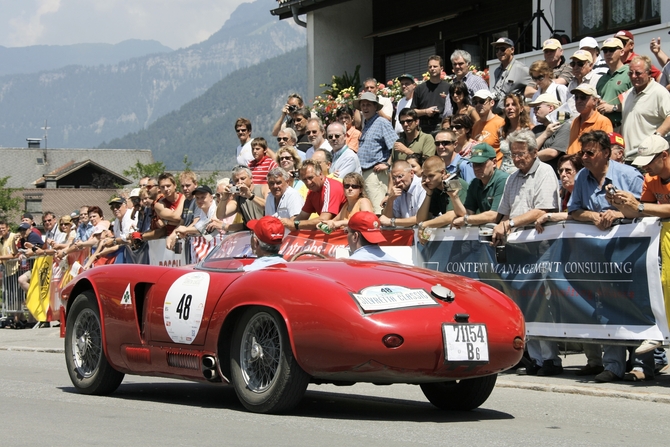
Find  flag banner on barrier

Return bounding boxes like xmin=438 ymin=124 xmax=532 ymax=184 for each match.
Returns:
xmin=416 ymin=218 xmax=670 ymax=341
xmin=148 ymin=239 xmax=186 ymax=267
xmin=26 ymin=255 xmax=53 ymax=322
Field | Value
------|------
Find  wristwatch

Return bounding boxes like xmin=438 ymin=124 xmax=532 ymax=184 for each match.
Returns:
xmin=546 ymin=213 xmax=552 ymax=222
xmin=464 ymin=215 xmax=469 ymax=225
xmin=294 ymin=219 xmax=300 ymax=230
xmin=509 ymin=219 xmax=515 ymax=228
xmin=612 ymin=104 xmax=618 ymax=112
xmin=390 ymin=218 xmax=396 ymax=227
xmin=637 ymin=203 xmax=645 ymax=214
xmin=248 ymin=193 xmax=256 ymax=201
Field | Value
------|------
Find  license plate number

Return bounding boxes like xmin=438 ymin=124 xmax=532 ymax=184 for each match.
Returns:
xmin=443 ymin=324 xmax=489 ymax=362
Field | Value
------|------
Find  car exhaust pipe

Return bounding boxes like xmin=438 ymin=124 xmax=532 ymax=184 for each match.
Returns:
xmin=202 ymin=355 xmax=216 ymax=369
xmin=203 ymin=368 xmax=218 ymax=380
xmin=202 ymin=355 xmax=219 ymax=381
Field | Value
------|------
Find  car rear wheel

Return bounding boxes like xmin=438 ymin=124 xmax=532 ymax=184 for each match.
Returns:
xmin=64 ymin=291 xmax=124 ymax=395
xmin=230 ymin=307 xmax=309 ymax=413
xmin=420 ymin=374 xmax=497 ymax=411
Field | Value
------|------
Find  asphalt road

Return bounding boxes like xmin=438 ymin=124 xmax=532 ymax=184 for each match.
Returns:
xmin=0 ymin=349 xmax=667 ymax=446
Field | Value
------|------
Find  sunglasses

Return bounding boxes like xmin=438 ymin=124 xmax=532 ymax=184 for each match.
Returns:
xmin=602 ymin=47 xmax=617 ymax=54
xmin=558 ymin=168 xmax=574 ymax=174
xmin=451 ymin=124 xmax=464 ymax=130
xmin=531 ymin=75 xmax=545 ymax=82
xmin=306 ymin=130 xmax=319 ymax=135
xmin=145 ymin=184 xmax=156 ymax=189
xmin=573 ymin=94 xmax=590 ymax=101
xmin=435 ymin=140 xmax=455 ymax=146
xmin=276 ymin=137 xmax=289 ymax=142
xmin=570 ymin=61 xmax=586 ymax=68
xmin=472 ymin=99 xmax=487 ymax=105
xmin=580 ymin=149 xmax=597 ymax=158
xmin=343 ymin=183 xmax=361 ymax=189
xmin=279 ymin=155 xmax=293 ymax=160
xmin=399 ymin=119 xmax=415 ymax=125
xmin=235 ymin=128 xmax=248 ymax=133
xmin=110 ymin=204 xmax=123 ymax=210
xmin=495 ymin=47 xmax=508 ymax=53
xmin=327 ymin=134 xmax=342 ymax=139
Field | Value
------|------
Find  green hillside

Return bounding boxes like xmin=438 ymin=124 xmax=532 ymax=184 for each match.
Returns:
xmin=99 ymin=47 xmax=307 ymax=170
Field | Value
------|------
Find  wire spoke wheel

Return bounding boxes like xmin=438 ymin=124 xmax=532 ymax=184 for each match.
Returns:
xmin=71 ymin=308 xmax=103 ymax=378
xmin=240 ymin=313 xmax=282 ymax=392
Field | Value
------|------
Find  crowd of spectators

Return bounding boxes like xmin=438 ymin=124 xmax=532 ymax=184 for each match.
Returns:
xmin=2 ymin=28 xmax=669 ymax=382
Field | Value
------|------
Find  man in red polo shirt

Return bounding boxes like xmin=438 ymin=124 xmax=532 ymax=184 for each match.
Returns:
xmin=281 ymin=160 xmax=345 ymax=231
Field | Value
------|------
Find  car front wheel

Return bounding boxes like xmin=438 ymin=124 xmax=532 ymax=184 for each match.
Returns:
xmin=420 ymin=374 xmax=497 ymax=411
xmin=64 ymin=291 xmax=124 ymax=395
xmin=230 ymin=307 xmax=310 ymax=413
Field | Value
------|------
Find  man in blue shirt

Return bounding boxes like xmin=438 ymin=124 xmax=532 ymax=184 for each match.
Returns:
xmin=354 ymin=92 xmax=398 ymax=214
xmin=568 ymin=130 xmax=643 ymax=383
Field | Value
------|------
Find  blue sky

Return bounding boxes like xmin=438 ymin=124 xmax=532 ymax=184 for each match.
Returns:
xmin=0 ymin=0 xmax=252 ymax=49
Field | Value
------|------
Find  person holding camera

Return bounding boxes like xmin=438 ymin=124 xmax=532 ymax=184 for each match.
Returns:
xmin=415 ymin=155 xmax=468 ymax=242
xmin=216 ymin=166 xmax=266 ymax=233
xmin=271 ymin=93 xmax=304 ymax=137
xmin=529 ymin=93 xmax=572 ymax=173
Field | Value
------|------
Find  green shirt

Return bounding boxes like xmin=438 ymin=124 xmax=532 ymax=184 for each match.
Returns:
xmin=428 ymin=178 xmax=469 ymax=216
xmin=596 ymin=65 xmax=632 ymax=126
xmin=393 ymin=130 xmax=436 ymax=162
xmin=463 ymin=168 xmax=509 ymax=213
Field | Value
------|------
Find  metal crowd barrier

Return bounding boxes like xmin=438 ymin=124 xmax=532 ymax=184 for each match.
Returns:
xmin=1 ymin=259 xmax=31 ymax=321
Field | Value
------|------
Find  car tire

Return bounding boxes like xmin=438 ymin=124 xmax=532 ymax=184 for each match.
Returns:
xmin=230 ymin=306 xmax=310 ymax=413
xmin=420 ymin=374 xmax=497 ymax=411
xmin=64 ymin=290 xmax=124 ymax=395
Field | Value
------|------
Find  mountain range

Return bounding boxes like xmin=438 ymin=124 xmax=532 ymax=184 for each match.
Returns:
xmin=99 ymin=47 xmax=307 ymax=171
xmin=0 ymin=0 xmax=305 ymax=150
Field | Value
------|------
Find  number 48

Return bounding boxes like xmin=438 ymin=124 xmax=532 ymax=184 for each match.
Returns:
xmin=176 ymin=294 xmax=192 ymax=320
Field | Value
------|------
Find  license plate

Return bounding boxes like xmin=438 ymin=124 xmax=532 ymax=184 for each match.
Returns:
xmin=443 ymin=323 xmax=489 ymax=362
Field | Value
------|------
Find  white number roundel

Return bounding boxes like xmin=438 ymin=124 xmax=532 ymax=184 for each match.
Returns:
xmin=163 ymin=272 xmax=210 ymax=344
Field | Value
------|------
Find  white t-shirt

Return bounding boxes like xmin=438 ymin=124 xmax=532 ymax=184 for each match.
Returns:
xmin=265 ymin=186 xmax=304 ymax=218
xmin=236 ymin=140 xmax=254 ymax=166
xmin=305 ymin=139 xmax=332 ymax=159
xmin=113 ymin=209 xmax=138 ymax=241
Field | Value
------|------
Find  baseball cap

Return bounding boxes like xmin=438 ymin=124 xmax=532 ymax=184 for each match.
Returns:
xmin=473 ymin=89 xmax=494 ymax=100
xmin=70 ymin=209 xmax=80 ymax=219
xmin=543 ymin=38 xmax=562 ymax=51
xmin=602 ymin=37 xmax=624 ymax=49
xmin=570 ymin=83 xmax=599 ymax=98
xmin=527 ymin=93 xmax=561 ymax=108
xmin=579 ymin=37 xmax=599 ymax=49
xmin=609 ymin=132 xmax=625 ymax=148
xmin=129 ymin=188 xmax=141 ymax=198
xmin=108 ymin=197 xmax=125 ymax=205
xmin=491 ymin=37 xmax=514 ymax=47
xmin=632 ymin=135 xmax=669 ymax=166
xmin=18 ymin=222 xmax=31 ymax=231
xmin=247 ymin=216 xmax=285 ymax=245
xmin=470 ymin=143 xmax=497 ymax=164
xmin=193 ymin=185 xmax=213 ymax=195
xmin=22 ymin=212 xmax=34 ymax=221
xmin=92 ymin=221 xmax=111 ymax=235
xmin=571 ymin=50 xmax=593 ymax=63
xmin=397 ymin=73 xmax=415 ymax=84
xmin=347 ymin=211 xmax=387 ymax=244
xmin=615 ymin=30 xmax=634 ymax=42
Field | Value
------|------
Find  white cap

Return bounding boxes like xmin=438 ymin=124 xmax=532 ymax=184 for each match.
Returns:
xmin=579 ymin=37 xmax=599 ymax=49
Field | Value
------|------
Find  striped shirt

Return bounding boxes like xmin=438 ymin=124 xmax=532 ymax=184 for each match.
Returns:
xmin=249 ymin=156 xmax=278 ymax=185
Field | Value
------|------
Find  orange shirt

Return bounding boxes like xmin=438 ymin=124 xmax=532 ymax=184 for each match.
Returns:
xmin=346 ymin=126 xmax=361 ymax=152
xmin=472 ymin=114 xmax=505 ymax=166
xmin=566 ymin=110 xmax=613 ymax=155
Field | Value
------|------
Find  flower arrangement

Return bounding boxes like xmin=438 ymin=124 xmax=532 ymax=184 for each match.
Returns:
xmin=376 ymin=79 xmax=404 ymax=103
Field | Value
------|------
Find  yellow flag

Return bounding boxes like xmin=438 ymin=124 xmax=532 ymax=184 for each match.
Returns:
xmin=26 ymin=256 xmax=53 ymax=322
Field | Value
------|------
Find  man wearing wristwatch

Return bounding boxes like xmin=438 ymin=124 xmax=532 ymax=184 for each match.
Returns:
xmin=280 ymin=160 xmax=345 ymax=231
xmin=379 ymin=160 xmax=425 ymax=228
xmin=216 ymin=165 xmax=266 ymax=233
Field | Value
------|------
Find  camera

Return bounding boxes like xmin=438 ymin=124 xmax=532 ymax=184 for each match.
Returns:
xmin=442 ymin=174 xmax=461 ymax=193
xmin=173 ymin=239 xmax=182 ymax=254
xmin=290 ymin=170 xmax=299 ymax=179
xmin=229 ymin=185 xmax=240 ymax=194
xmin=287 ymin=104 xmax=298 ymax=113
xmin=606 ymin=185 xmax=618 ymax=197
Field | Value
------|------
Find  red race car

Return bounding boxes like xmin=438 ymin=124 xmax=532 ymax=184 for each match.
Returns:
xmin=61 ymin=231 xmax=524 ymax=414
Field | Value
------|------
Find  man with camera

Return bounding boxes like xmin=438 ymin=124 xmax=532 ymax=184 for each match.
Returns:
xmin=529 ymin=93 xmax=572 ymax=173
xmin=216 ymin=166 xmax=266 ymax=232
xmin=491 ymin=129 xmax=561 ymax=377
xmin=416 ymin=156 xmax=468 ymax=241
xmin=271 ymin=93 xmax=304 ymax=137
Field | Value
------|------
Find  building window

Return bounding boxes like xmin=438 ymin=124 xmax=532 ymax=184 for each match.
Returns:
xmin=574 ymin=0 xmax=660 ymax=38
xmin=385 ymin=46 xmax=435 ymax=81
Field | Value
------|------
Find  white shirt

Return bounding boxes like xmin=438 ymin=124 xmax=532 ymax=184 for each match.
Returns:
xmin=113 ymin=209 xmax=138 ymax=241
xmin=305 ymin=139 xmax=332 ymax=159
xmin=392 ymin=174 xmax=425 ymax=218
xmin=349 ymin=245 xmax=400 ymax=263
xmin=265 ymin=186 xmax=304 ymax=218
xmin=236 ymin=140 xmax=254 ymax=166
xmin=331 ymin=146 xmax=362 ymax=178
xmin=243 ymin=256 xmax=285 ymax=272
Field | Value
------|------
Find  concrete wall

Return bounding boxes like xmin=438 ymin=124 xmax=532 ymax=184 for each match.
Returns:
xmin=307 ymin=0 xmax=373 ymax=101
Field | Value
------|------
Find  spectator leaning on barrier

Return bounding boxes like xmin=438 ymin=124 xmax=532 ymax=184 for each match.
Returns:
xmin=567 ymin=130 xmax=643 ymax=383
xmin=41 ymin=211 xmax=61 ymax=243
xmin=16 ymin=221 xmax=45 ymax=294
xmin=179 ymin=171 xmax=198 ymax=228
xmin=101 ymin=196 xmax=138 ymax=250
xmin=327 ymin=121 xmax=361 ymax=178
xmin=355 ymin=91 xmax=398 ymax=215
xmin=264 ymin=167 xmax=304 ymax=219
xmin=621 ymin=55 xmax=670 ymax=152
xmin=280 ymin=160 xmax=345 ymax=231
xmin=154 ymin=172 xmax=184 ymax=237
xmin=451 ymin=143 xmax=509 ymax=228
xmin=535 ymin=153 xmax=584 ymax=231
xmin=609 ymin=132 xmax=626 ymax=162
xmin=490 ymin=129 xmax=561 ymax=377
xmin=392 ymin=108 xmax=436 ymax=163
xmin=416 ymin=155 xmax=468 ymax=240
xmin=217 ymin=165 xmax=266 ymax=233
xmin=530 ymin=93 xmax=572 ymax=173
xmin=379 ymin=160 xmax=426 ymax=228
xmin=168 ymin=185 xmax=218 ymax=251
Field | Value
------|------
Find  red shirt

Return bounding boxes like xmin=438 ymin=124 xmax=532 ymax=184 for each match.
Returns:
xmin=160 ymin=193 xmax=183 ymax=235
xmin=302 ymin=178 xmax=346 ymax=216
xmin=249 ymin=156 xmax=278 ymax=185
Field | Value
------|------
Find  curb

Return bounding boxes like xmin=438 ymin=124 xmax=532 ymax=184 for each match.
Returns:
xmin=497 ymin=379 xmax=670 ymax=404
xmin=0 ymin=346 xmax=64 ymax=354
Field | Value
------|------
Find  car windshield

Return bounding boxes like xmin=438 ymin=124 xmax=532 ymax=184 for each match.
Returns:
xmin=200 ymin=231 xmax=345 ymax=271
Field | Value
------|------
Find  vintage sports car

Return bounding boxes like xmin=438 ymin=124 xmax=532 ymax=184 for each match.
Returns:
xmin=61 ymin=232 xmax=525 ymax=414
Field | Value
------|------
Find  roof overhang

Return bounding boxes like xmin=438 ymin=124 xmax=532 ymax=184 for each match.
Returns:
xmin=270 ymin=0 xmax=352 ymax=20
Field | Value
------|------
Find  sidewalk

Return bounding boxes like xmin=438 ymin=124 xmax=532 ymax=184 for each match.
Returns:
xmin=2 ymin=326 xmax=669 ymax=403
